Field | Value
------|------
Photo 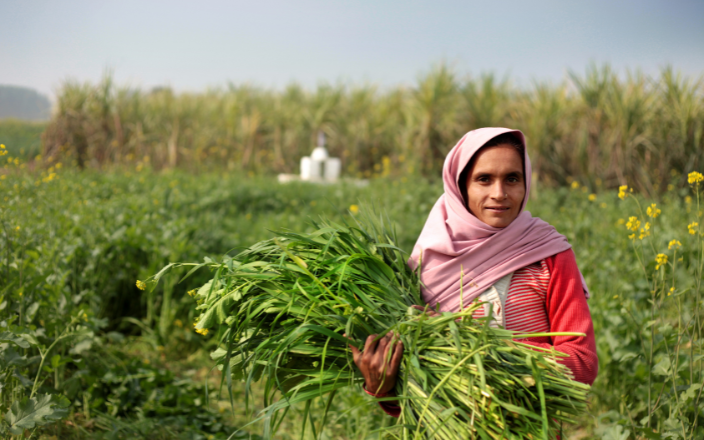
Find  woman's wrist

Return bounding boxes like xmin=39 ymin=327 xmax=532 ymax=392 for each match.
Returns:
xmin=363 ymin=383 xmax=392 ymax=398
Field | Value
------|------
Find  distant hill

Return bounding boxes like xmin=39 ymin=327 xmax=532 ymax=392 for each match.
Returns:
xmin=0 ymin=85 xmax=52 ymax=120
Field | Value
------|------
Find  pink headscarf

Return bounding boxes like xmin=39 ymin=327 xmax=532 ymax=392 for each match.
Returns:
xmin=408 ymin=127 xmax=589 ymax=313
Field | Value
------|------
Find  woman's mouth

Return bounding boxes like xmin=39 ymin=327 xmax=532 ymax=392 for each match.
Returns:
xmin=486 ymin=206 xmax=510 ymax=213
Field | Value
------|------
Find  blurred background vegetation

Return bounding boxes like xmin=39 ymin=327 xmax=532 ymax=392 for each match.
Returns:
xmin=1 ymin=63 xmax=703 ymax=439
xmin=23 ymin=64 xmax=703 ymax=197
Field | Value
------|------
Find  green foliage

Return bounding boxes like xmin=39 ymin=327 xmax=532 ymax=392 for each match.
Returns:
xmin=40 ymin=65 xmax=704 ymax=195
xmin=0 ymin=168 xmax=438 ymax=438
xmin=5 ymin=393 xmax=70 ymax=435
xmin=152 ymin=216 xmax=590 ymax=439
xmin=0 ymin=119 xmax=46 ymax=159
xmin=1 ymin=164 xmax=702 ymax=438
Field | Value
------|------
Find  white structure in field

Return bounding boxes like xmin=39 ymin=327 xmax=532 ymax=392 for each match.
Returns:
xmin=299 ymin=132 xmax=341 ymax=182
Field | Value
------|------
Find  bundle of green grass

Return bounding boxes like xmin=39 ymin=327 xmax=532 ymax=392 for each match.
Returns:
xmin=151 ymin=214 xmax=589 ymax=440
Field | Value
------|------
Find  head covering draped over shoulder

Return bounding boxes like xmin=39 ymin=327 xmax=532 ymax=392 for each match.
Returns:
xmin=408 ymin=127 xmax=589 ymax=313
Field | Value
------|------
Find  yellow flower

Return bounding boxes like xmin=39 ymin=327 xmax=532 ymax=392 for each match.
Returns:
xmin=0 ymin=144 xmax=6 ymax=156
xmin=588 ymin=194 xmax=597 ymax=202
xmin=174 ymin=319 xmax=183 ymax=328
xmin=626 ymin=216 xmax=641 ymax=232
xmin=187 ymin=289 xmax=196 ymax=297
xmin=685 ymin=196 xmax=692 ymax=205
xmin=668 ymin=287 xmax=675 ymax=296
xmin=628 ymin=233 xmax=636 ymax=240
xmin=646 ymin=204 xmax=661 ymax=218
xmin=195 ymin=327 xmax=209 ymax=336
xmin=689 ymin=222 xmax=699 ymax=235
xmin=571 ymin=181 xmax=580 ymax=190
xmin=618 ymin=185 xmax=628 ymax=200
xmin=612 ymin=295 xmax=618 ymax=299
xmin=639 ymin=227 xmax=650 ymax=240
xmin=668 ymin=240 xmax=681 ymax=250
xmin=655 ymin=253 xmax=668 ymax=270
xmin=136 ymin=280 xmax=147 ymax=290
xmin=349 ymin=204 xmax=359 ymax=214
xmin=688 ymin=171 xmax=703 ymax=185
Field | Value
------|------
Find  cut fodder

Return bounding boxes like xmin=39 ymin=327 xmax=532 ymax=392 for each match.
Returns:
xmin=146 ymin=213 xmax=590 ymax=440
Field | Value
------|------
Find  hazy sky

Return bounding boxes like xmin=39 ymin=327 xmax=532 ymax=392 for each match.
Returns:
xmin=1 ymin=0 xmax=703 ymax=98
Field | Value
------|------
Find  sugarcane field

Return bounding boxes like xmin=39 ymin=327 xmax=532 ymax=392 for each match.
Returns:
xmin=2 ymin=3 xmax=704 ymax=439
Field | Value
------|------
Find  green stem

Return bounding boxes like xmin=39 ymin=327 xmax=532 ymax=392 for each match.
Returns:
xmin=30 ymin=315 xmax=80 ymax=399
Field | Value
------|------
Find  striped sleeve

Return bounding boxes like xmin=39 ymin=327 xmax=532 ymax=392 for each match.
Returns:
xmin=520 ymin=249 xmax=599 ymax=385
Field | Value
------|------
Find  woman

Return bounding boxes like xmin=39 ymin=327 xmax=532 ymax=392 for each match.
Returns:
xmin=349 ymin=127 xmax=598 ymax=417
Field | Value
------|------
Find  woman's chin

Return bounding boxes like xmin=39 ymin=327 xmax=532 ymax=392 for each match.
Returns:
xmin=479 ymin=214 xmax=516 ymax=228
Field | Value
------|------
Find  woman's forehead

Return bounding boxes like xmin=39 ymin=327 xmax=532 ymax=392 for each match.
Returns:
xmin=470 ymin=145 xmax=524 ymax=173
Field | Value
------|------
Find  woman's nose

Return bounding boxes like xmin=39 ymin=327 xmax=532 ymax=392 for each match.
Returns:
xmin=491 ymin=182 xmax=506 ymax=199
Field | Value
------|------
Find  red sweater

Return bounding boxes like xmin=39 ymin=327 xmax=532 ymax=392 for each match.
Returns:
xmin=379 ymin=249 xmax=598 ymax=417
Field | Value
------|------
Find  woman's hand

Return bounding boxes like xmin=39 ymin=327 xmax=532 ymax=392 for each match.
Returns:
xmin=346 ymin=332 xmax=403 ymax=396
xmin=410 ymin=304 xmax=441 ymax=318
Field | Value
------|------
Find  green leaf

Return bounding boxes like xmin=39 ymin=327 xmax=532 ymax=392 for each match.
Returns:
xmin=651 ymin=357 xmax=670 ymax=376
xmin=0 ymin=331 xmax=31 ymax=348
xmin=25 ymin=302 xmax=40 ymax=321
xmin=19 ymin=333 xmax=40 ymax=347
xmin=634 ymin=427 xmax=663 ymax=439
xmin=681 ymin=383 xmax=702 ymax=403
xmin=5 ymin=394 xmax=70 ymax=435
xmin=598 ymin=424 xmax=631 ymax=440
xmin=0 ymin=347 xmax=27 ymax=368
xmin=617 ymin=352 xmax=637 ymax=363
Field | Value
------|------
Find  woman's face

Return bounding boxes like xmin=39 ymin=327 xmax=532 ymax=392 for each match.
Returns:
xmin=465 ymin=144 xmax=526 ymax=228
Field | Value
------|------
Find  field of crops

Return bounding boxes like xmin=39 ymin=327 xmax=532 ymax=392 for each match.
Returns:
xmin=1 ymin=140 xmax=702 ymax=439
xmin=40 ymin=65 xmax=703 ymax=196
xmin=2 ymin=66 xmax=704 ymax=437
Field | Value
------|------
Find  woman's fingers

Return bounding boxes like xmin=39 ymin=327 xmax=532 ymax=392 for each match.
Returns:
xmin=376 ymin=333 xmax=392 ymax=361
xmin=362 ymin=334 xmax=379 ymax=359
xmin=379 ymin=334 xmax=393 ymax=372
xmin=411 ymin=304 xmax=441 ymax=317
xmin=344 ymin=333 xmax=361 ymax=364
xmin=380 ymin=333 xmax=399 ymax=370
xmin=390 ymin=340 xmax=404 ymax=372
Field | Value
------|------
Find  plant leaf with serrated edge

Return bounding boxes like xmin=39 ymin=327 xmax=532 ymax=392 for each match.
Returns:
xmin=0 ymin=331 xmax=30 ymax=348
xmin=5 ymin=394 xmax=70 ymax=434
